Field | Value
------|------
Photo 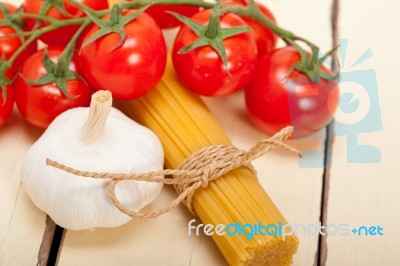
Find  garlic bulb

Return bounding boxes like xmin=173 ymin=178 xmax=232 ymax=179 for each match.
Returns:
xmin=22 ymin=91 xmax=164 ymax=230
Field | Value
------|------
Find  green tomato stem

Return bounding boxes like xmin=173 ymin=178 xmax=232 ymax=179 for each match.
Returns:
xmin=68 ymin=0 xmax=109 ymax=17
xmin=54 ymin=18 xmax=91 ymax=77
xmin=4 ymin=17 xmax=85 ymax=70
xmin=122 ymin=0 xmax=214 ymax=9
xmin=16 ymin=12 xmax=63 ymax=24
xmin=5 ymin=27 xmax=51 ymax=69
xmin=204 ymin=8 xmax=221 ymax=38
xmin=221 ymin=4 xmax=296 ymax=40
xmin=109 ymin=5 xmax=122 ymax=26
xmin=1 ymin=0 xmax=332 ymax=82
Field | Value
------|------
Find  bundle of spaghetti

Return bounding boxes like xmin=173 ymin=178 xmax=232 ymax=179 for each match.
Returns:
xmin=118 ymin=57 xmax=298 ymax=265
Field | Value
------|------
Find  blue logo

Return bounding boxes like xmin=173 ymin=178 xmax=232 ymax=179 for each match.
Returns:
xmin=188 ymin=219 xmax=384 ymax=240
xmin=352 ymin=225 xmax=384 ymax=236
xmin=299 ymin=39 xmax=382 ymax=167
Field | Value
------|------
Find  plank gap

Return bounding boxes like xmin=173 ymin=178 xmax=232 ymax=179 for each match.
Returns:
xmin=316 ymin=0 xmax=340 ymax=265
xmin=37 ymin=216 xmax=56 ymax=266
xmin=46 ymin=225 xmax=64 ymax=266
xmin=316 ymin=124 xmax=334 ymax=266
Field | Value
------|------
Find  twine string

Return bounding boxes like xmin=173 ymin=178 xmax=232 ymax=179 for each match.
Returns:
xmin=46 ymin=126 xmax=301 ymax=219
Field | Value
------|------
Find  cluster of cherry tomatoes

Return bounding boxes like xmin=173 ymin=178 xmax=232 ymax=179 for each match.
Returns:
xmin=0 ymin=0 xmax=339 ymax=138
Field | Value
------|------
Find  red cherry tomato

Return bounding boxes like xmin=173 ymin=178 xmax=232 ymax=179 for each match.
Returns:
xmin=245 ymin=47 xmax=339 ymax=138
xmin=0 ymin=3 xmax=37 ymax=74
xmin=23 ymin=0 xmax=108 ymax=46
xmin=145 ymin=4 xmax=200 ymax=29
xmin=0 ymin=3 xmax=19 ymax=60
xmin=13 ymin=47 xmax=93 ymax=128
xmin=0 ymin=74 xmax=13 ymax=126
xmin=79 ymin=10 xmax=167 ymax=100
xmin=223 ymin=0 xmax=277 ymax=58
xmin=172 ymin=9 xmax=257 ymax=96
xmin=10 ymin=40 xmax=37 ymax=75
xmin=240 ymin=2 xmax=277 ymax=58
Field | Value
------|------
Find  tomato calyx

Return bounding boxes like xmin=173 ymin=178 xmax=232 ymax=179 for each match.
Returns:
xmin=20 ymin=49 xmax=81 ymax=98
xmin=169 ymin=6 xmax=250 ymax=68
xmin=81 ymin=4 xmax=149 ymax=49
xmin=220 ymin=0 xmax=338 ymax=80
xmin=19 ymin=16 xmax=91 ymax=99
xmin=285 ymin=38 xmax=339 ymax=83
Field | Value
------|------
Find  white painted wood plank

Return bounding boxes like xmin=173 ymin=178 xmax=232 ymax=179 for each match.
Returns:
xmin=0 ymin=0 xmax=55 ymax=263
xmin=0 ymin=2 xmax=53 ymax=266
xmin=326 ymin=0 xmax=400 ymax=265
xmin=0 ymin=110 xmax=47 ymax=265
xmin=58 ymin=1 xmax=333 ymax=265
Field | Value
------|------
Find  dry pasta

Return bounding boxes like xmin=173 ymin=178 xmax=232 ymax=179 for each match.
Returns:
xmin=119 ymin=56 xmax=298 ymax=265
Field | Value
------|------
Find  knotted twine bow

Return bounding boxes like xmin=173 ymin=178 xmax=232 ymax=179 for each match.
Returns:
xmin=46 ymin=126 xmax=301 ymax=219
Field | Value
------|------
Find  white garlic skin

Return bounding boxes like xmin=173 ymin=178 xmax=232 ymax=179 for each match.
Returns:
xmin=22 ymin=107 xmax=164 ymax=230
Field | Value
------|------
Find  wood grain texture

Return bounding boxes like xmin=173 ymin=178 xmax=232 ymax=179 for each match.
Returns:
xmin=0 ymin=110 xmax=52 ymax=265
xmin=326 ymin=0 xmax=400 ymax=265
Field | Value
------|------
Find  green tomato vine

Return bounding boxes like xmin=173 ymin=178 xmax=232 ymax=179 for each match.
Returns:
xmin=0 ymin=0 xmax=338 ymax=101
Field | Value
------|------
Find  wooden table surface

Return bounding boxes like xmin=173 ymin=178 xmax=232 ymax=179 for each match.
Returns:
xmin=1 ymin=0 xmax=399 ymax=265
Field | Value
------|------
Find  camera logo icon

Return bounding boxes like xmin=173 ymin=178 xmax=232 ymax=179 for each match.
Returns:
xmin=299 ymin=39 xmax=382 ymax=167
xmin=333 ymin=39 xmax=382 ymax=163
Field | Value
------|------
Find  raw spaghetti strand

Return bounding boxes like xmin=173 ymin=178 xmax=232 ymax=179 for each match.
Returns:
xmin=46 ymin=126 xmax=300 ymax=219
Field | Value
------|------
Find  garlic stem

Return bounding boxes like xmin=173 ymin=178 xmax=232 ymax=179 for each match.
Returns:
xmin=81 ymin=90 xmax=113 ymax=143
